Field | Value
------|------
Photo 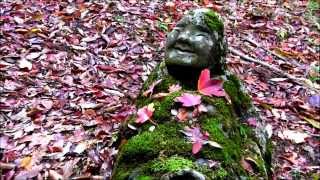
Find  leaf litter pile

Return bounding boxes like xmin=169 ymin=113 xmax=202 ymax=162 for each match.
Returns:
xmin=0 ymin=0 xmax=319 ymax=179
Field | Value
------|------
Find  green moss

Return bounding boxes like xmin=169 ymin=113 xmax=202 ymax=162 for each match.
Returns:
xmin=223 ymin=74 xmax=253 ymax=119
xmin=216 ymin=167 xmax=228 ymax=178
xmin=200 ymin=117 xmax=243 ymax=165
xmin=114 ymin=69 xmax=269 ymax=179
xmin=152 ymin=91 xmax=181 ymax=121
xmin=137 ymin=63 xmax=179 ymax=108
xmin=204 ymin=10 xmax=224 ymax=34
xmin=118 ymin=122 xmax=191 ymax=162
xmin=202 ymin=97 xmax=234 ymax=119
xmin=112 ymin=167 xmax=132 ymax=180
xmin=140 ymin=62 xmax=178 ymax=94
xmin=136 ymin=175 xmax=153 ymax=180
xmin=150 ymin=156 xmax=193 ymax=173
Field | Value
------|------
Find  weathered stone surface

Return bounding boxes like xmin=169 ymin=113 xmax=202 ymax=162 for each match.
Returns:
xmin=112 ymin=8 xmax=271 ymax=180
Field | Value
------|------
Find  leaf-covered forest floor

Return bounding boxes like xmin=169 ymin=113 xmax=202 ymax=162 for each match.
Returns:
xmin=0 ymin=0 xmax=319 ymax=179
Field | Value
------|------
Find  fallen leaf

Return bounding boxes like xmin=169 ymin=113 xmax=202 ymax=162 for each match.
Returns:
xmin=26 ymin=52 xmax=41 ymax=60
xmin=198 ymin=69 xmax=225 ymax=97
xmin=128 ymin=123 xmax=137 ymax=130
xmin=181 ymin=126 xmax=209 ymax=154
xmin=168 ymin=84 xmax=182 ymax=93
xmin=15 ymin=165 xmax=43 ymax=180
xmin=279 ymin=130 xmax=310 ymax=144
xmin=246 ymin=117 xmax=257 ymax=127
xmin=192 ymin=141 xmax=203 ymax=154
xmin=49 ymin=170 xmax=63 ymax=180
xmin=143 ymin=79 xmax=162 ymax=97
xmin=14 ymin=16 xmax=24 ymax=24
xmin=308 ymin=95 xmax=320 ymax=108
xmin=19 ymin=59 xmax=33 ymax=70
xmin=197 ymin=104 xmax=208 ymax=113
xmin=152 ymin=92 xmax=170 ymax=99
xmin=74 ymin=142 xmax=87 ymax=154
xmin=205 ymin=141 xmax=222 ymax=149
xmin=175 ymin=93 xmax=201 ymax=107
xmin=135 ymin=103 xmax=155 ymax=124
xmin=0 ymin=135 xmax=9 ymax=149
xmin=240 ymin=158 xmax=254 ymax=173
xmin=303 ymin=117 xmax=320 ymax=129
xmin=176 ymin=108 xmax=188 ymax=121
xmin=265 ymin=124 xmax=273 ymax=138
xmin=20 ymin=156 xmax=32 ymax=170
xmin=40 ymin=99 xmax=53 ymax=110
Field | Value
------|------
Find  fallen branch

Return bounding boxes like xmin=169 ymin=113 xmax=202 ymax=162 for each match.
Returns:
xmin=229 ymin=47 xmax=320 ymax=93
xmin=242 ymin=36 xmax=302 ymax=67
xmin=0 ymin=162 xmax=16 ymax=170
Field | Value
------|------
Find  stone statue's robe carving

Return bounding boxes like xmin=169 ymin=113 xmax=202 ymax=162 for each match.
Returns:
xmin=112 ymin=9 xmax=271 ymax=180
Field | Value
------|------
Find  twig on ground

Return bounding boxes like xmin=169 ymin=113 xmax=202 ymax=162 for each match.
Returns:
xmin=229 ymin=47 xmax=320 ymax=93
xmin=0 ymin=162 xmax=16 ymax=170
xmin=242 ymin=36 xmax=302 ymax=67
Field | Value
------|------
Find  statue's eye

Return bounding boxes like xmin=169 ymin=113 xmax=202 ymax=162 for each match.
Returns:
xmin=196 ymin=33 xmax=209 ymax=38
xmin=173 ymin=27 xmax=181 ymax=32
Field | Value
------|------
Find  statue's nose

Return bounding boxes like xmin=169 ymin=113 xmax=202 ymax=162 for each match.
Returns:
xmin=177 ymin=29 xmax=191 ymax=42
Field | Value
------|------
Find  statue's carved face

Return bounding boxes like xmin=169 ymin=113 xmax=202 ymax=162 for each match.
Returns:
xmin=165 ymin=18 xmax=214 ymax=69
xmin=164 ymin=9 xmax=226 ymax=79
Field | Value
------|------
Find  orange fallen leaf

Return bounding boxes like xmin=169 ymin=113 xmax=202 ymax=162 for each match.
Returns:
xmin=20 ymin=156 xmax=32 ymax=170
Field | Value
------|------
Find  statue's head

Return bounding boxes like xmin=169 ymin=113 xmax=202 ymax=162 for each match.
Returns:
xmin=165 ymin=8 xmax=227 ymax=79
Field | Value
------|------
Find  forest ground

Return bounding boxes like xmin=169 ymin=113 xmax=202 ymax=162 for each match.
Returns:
xmin=0 ymin=0 xmax=319 ymax=179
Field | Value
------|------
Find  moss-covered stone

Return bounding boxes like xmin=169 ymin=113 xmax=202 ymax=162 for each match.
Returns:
xmin=203 ymin=11 xmax=224 ymax=34
xmin=223 ymin=74 xmax=256 ymax=119
xmin=117 ymin=122 xmax=191 ymax=163
xmin=112 ymin=64 xmax=269 ymax=179
xmin=136 ymin=176 xmax=153 ymax=180
xmin=150 ymin=156 xmax=193 ymax=173
xmin=112 ymin=8 xmax=270 ymax=180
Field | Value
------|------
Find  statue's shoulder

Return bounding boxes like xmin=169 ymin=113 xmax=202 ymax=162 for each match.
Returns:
xmin=223 ymin=71 xmax=258 ymax=120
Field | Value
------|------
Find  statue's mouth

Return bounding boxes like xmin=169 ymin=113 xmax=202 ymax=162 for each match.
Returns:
xmin=173 ymin=43 xmax=194 ymax=53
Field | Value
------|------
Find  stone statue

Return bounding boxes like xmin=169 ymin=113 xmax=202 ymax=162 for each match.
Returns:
xmin=112 ymin=9 xmax=271 ymax=180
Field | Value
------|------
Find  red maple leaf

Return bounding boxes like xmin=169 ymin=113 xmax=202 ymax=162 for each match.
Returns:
xmin=135 ymin=103 xmax=155 ymax=124
xmin=181 ymin=126 xmax=209 ymax=154
xmin=175 ymin=93 xmax=201 ymax=107
xmin=197 ymin=69 xmax=225 ymax=97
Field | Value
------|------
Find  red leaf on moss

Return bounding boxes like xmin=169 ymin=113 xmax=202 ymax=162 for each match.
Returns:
xmin=176 ymin=108 xmax=188 ymax=121
xmin=135 ymin=103 xmax=155 ymax=124
xmin=175 ymin=93 xmax=201 ymax=107
xmin=198 ymin=69 xmax=225 ymax=97
xmin=181 ymin=126 xmax=209 ymax=154
xmin=192 ymin=141 xmax=203 ymax=154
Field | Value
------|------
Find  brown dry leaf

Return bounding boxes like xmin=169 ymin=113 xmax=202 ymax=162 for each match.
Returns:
xmin=143 ymin=79 xmax=162 ymax=97
xmin=49 ymin=170 xmax=63 ymax=180
xmin=303 ymin=117 xmax=320 ymax=129
xmin=151 ymin=92 xmax=170 ymax=99
xmin=19 ymin=59 xmax=33 ymax=70
xmin=240 ymin=157 xmax=253 ymax=173
xmin=177 ymin=108 xmax=188 ymax=121
xmin=20 ymin=156 xmax=32 ymax=170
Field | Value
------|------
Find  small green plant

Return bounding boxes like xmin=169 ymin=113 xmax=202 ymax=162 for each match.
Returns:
xmin=115 ymin=15 xmax=124 ymax=22
xmin=307 ymin=0 xmax=320 ymax=30
xmin=308 ymin=0 xmax=319 ymax=15
xmin=157 ymin=21 xmax=168 ymax=32
xmin=276 ymin=27 xmax=289 ymax=41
